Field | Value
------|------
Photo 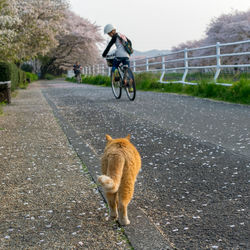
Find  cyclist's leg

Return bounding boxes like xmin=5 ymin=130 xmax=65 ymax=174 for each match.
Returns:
xmin=123 ymin=57 xmax=130 ymax=68
xmin=112 ymin=58 xmax=120 ymax=73
xmin=121 ymin=57 xmax=130 ymax=86
xmin=111 ymin=58 xmax=121 ymax=83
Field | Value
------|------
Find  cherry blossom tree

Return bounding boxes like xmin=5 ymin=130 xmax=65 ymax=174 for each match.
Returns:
xmin=205 ymin=10 xmax=250 ymax=45
xmin=0 ymin=0 xmax=68 ymax=62
xmin=41 ymin=10 xmax=104 ymax=74
xmin=171 ymin=9 xmax=250 ymax=66
xmin=203 ymin=9 xmax=250 ymax=65
xmin=15 ymin=0 xmax=68 ymax=61
xmin=0 ymin=0 xmax=21 ymax=61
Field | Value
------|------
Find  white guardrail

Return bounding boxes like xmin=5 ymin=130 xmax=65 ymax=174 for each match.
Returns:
xmin=80 ymin=40 xmax=250 ymax=86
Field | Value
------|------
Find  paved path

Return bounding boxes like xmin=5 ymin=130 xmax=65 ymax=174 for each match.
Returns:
xmin=0 ymin=82 xmax=131 ymax=249
xmin=1 ymin=79 xmax=249 ymax=249
xmin=41 ymin=80 xmax=249 ymax=249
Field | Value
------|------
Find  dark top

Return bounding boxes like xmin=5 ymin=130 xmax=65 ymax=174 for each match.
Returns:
xmin=102 ymin=33 xmax=119 ymax=58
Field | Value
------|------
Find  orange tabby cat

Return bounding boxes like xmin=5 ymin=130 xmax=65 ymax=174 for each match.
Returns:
xmin=98 ymin=134 xmax=141 ymax=225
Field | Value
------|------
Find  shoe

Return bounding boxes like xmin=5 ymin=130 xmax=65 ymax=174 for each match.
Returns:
xmin=128 ymin=87 xmax=134 ymax=93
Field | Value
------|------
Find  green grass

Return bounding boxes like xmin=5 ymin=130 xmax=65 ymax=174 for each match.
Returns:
xmin=66 ymin=75 xmax=111 ymax=86
xmin=0 ymin=102 xmax=6 ymax=115
xmin=65 ymin=72 xmax=250 ymax=105
xmin=44 ymin=73 xmax=56 ymax=80
xmin=19 ymin=82 xmax=29 ymax=89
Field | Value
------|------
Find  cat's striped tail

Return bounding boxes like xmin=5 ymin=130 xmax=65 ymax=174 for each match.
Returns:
xmin=98 ymin=154 xmax=125 ymax=193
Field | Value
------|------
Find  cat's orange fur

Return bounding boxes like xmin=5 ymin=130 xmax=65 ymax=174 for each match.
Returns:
xmin=98 ymin=134 xmax=141 ymax=225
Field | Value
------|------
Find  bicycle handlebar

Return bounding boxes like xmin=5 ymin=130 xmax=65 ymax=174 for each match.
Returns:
xmin=106 ymin=55 xmax=115 ymax=59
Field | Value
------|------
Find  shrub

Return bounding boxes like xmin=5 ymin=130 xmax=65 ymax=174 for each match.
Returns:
xmin=21 ymin=63 xmax=34 ymax=73
xmin=0 ymin=61 xmax=30 ymax=91
xmin=66 ymin=76 xmax=77 ymax=83
xmin=0 ymin=62 xmax=11 ymax=81
xmin=9 ymin=64 xmax=19 ymax=91
xmin=80 ymin=75 xmax=110 ymax=86
xmin=26 ymin=72 xmax=38 ymax=83
xmin=19 ymin=70 xmax=26 ymax=84
xmin=135 ymin=72 xmax=159 ymax=90
xmin=44 ymin=73 xmax=56 ymax=80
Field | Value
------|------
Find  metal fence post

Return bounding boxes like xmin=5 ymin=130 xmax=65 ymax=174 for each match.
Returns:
xmin=146 ymin=58 xmax=149 ymax=71
xmin=182 ymin=48 xmax=188 ymax=83
xmin=133 ymin=61 xmax=136 ymax=72
xmin=214 ymin=42 xmax=221 ymax=82
xmin=159 ymin=56 xmax=165 ymax=82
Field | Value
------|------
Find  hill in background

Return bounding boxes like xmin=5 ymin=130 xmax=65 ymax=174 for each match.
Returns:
xmin=131 ymin=49 xmax=170 ymax=59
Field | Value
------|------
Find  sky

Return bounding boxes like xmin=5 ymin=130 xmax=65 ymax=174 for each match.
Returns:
xmin=68 ymin=0 xmax=250 ymax=52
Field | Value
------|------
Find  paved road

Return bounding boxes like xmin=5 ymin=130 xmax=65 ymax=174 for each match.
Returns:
xmin=0 ymin=83 xmax=133 ymax=249
xmin=43 ymin=80 xmax=249 ymax=249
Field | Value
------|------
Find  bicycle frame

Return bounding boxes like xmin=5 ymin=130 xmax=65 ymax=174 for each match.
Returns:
xmin=117 ymin=64 xmax=126 ymax=79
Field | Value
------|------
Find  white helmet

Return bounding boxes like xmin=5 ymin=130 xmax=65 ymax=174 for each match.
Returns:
xmin=104 ymin=24 xmax=115 ymax=34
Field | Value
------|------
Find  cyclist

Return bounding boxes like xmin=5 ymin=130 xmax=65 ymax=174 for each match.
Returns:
xmin=73 ymin=61 xmax=81 ymax=77
xmin=102 ymin=24 xmax=131 ymax=75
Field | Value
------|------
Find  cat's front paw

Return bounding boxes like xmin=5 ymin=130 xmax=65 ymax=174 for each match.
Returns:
xmin=109 ymin=215 xmax=118 ymax=220
xmin=119 ymin=217 xmax=130 ymax=226
xmin=110 ymin=210 xmax=118 ymax=220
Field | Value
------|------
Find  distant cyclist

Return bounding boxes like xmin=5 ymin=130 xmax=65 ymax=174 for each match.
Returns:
xmin=102 ymin=24 xmax=132 ymax=74
xmin=73 ymin=61 xmax=82 ymax=83
xmin=73 ymin=61 xmax=81 ymax=77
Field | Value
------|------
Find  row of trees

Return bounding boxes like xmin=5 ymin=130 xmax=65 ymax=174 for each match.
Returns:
xmin=170 ymin=9 xmax=250 ymax=66
xmin=0 ymin=0 xmax=103 ymax=75
xmin=1 ymin=2 xmax=249 ymax=74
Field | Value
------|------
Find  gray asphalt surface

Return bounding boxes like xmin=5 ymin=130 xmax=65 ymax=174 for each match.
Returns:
xmin=43 ymin=80 xmax=249 ymax=249
xmin=0 ymin=83 xmax=131 ymax=249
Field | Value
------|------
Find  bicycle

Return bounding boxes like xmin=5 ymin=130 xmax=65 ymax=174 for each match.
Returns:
xmin=75 ymin=72 xmax=81 ymax=83
xmin=106 ymin=55 xmax=136 ymax=101
xmin=74 ymin=66 xmax=82 ymax=83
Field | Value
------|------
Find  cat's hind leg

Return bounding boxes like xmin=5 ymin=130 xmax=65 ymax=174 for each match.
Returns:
xmin=118 ymin=191 xmax=132 ymax=226
xmin=106 ymin=192 xmax=118 ymax=220
xmin=118 ymin=201 xmax=130 ymax=225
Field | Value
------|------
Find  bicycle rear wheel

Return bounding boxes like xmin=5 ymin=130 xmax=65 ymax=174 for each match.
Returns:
xmin=111 ymin=69 xmax=122 ymax=99
xmin=124 ymin=67 xmax=136 ymax=101
xmin=76 ymin=74 xmax=81 ymax=83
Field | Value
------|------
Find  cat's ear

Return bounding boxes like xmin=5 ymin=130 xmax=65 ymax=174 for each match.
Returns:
xmin=126 ymin=134 xmax=131 ymax=141
xmin=106 ymin=134 xmax=112 ymax=141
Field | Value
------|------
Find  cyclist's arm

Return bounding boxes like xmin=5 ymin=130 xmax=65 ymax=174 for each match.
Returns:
xmin=127 ymin=37 xmax=132 ymax=46
xmin=102 ymin=34 xmax=117 ymax=57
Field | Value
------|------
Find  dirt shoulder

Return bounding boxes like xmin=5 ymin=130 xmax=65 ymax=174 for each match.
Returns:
xmin=0 ymin=82 xmax=130 ymax=249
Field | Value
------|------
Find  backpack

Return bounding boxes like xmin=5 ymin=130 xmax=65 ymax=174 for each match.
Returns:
xmin=117 ymin=33 xmax=133 ymax=55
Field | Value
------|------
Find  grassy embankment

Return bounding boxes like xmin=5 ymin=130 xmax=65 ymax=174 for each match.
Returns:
xmin=66 ymin=72 xmax=250 ymax=105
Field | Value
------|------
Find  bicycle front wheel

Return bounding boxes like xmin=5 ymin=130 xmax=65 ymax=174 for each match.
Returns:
xmin=111 ymin=69 xmax=122 ymax=99
xmin=124 ymin=68 xmax=136 ymax=101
